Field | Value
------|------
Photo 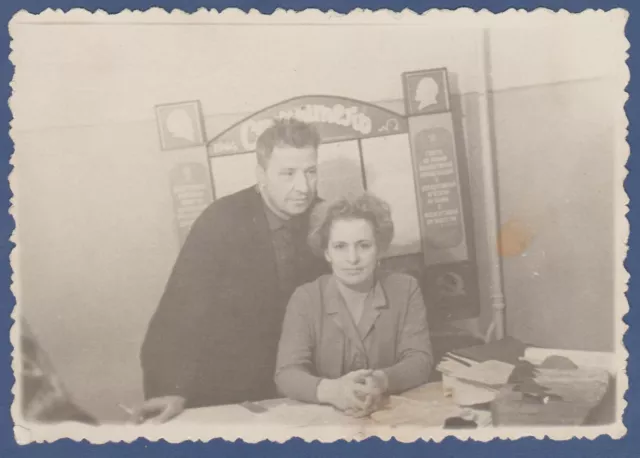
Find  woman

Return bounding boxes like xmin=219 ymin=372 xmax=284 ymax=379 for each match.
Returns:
xmin=274 ymin=193 xmax=432 ymax=417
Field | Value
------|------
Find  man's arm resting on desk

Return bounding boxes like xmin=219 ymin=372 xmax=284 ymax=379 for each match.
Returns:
xmin=130 ymin=396 xmax=186 ymax=424
xmin=139 ymin=209 xmax=225 ymax=420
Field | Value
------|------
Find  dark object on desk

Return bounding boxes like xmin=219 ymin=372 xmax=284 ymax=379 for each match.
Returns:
xmin=507 ymin=359 xmax=559 ymax=403
xmin=451 ymin=336 xmax=529 ymax=366
xmin=508 ymin=360 xmax=538 ymax=384
xmin=514 ymin=379 xmax=561 ymax=402
xmin=240 ymin=401 xmax=269 ymax=414
xmin=540 ymin=355 xmax=579 ymax=370
xmin=493 ymin=363 xmax=611 ymax=427
xmin=444 ymin=416 xmax=477 ymax=429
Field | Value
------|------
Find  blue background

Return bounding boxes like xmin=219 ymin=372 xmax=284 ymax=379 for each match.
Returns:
xmin=0 ymin=0 xmax=635 ymax=456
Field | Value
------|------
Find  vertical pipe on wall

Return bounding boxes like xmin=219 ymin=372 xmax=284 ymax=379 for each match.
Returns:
xmin=357 ymin=138 xmax=368 ymax=190
xmin=477 ymin=28 xmax=506 ymax=341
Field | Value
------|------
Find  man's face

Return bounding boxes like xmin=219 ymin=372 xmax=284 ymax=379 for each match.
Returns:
xmin=258 ymin=144 xmax=318 ymax=218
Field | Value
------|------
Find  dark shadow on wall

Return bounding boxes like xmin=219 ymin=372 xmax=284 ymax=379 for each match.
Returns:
xmin=317 ymin=148 xmax=364 ymax=202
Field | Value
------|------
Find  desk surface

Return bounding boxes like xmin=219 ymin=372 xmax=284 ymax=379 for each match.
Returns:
xmin=175 ymin=382 xmax=489 ymax=429
xmin=18 ymin=376 xmax=617 ymax=444
xmin=174 ymin=376 xmax=614 ymax=429
xmin=132 ymin=342 xmax=615 ymax=442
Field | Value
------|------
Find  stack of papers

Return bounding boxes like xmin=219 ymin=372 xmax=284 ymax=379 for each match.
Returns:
xmin=437 ymin=354 xmax=516 ymax=406
xmin=522 ymin=348 xmax=615 ymax=375
xmin=449 ymin=359 xmax=516 ymax=386
xmin=532 ymin=367 xmax=611 ymax=404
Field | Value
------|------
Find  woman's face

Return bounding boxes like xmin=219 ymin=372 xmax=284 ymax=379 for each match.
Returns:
xmin=325 ymin=218 xmax=379 ymax=287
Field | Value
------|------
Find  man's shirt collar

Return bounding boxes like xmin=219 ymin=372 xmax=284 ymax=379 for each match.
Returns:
xmin=257 ymin=185 xmax=289 ymax=231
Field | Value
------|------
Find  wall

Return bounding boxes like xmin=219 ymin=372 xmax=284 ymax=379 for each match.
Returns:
xmin=493 ymin=77 xmax=618 ymax=351
xmin=9 ymin=22 xmax=485 ymax=131
xmin=487 ymin=15 xmax=626 ymax=351
xmin=12 ymin=121 xmax=180 ymax=421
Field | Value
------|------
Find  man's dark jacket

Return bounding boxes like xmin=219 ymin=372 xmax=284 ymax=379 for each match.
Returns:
xmin=141 ymin=186 xmax=327 ymax=408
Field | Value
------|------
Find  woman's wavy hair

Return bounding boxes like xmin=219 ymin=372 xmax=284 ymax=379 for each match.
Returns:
xmin=308 ymin=192 xmax=395 ymax=257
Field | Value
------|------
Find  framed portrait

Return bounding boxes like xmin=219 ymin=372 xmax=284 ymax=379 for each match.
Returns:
xmin=155 ymin=100 xmax=206 ymax=150
xmin=402 ymin=68 xmax=451 ymax=116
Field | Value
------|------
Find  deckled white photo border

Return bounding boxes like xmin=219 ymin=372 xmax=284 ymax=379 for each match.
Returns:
xmin=8 ymin=7 xmax=630 ymax=444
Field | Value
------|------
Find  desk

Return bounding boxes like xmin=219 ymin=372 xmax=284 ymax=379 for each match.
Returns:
xmin=17 ymin=381 xmax=618 ymax=444
xmin=173 ymin=373 xmax=614 ymax=430
xmin=172 ymin=382 xmax=491 ymax=440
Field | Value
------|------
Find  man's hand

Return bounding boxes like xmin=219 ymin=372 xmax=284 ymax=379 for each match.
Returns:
xmin=129 ymin=395 xmax=186 ymax=424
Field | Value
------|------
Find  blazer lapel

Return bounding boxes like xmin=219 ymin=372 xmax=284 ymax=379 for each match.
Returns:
xmin=357 ymin=281 xmax=388 ymax=341
xmin=323 ymin=277 xmax=367 ymax=356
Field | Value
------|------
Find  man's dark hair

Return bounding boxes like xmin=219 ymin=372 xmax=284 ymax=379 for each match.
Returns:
xmin=255 ymin=118 xmax=321 ymax=168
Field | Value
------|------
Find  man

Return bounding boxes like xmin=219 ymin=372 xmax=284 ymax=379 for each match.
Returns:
xmin=135 ymin=119 xmax=328 ymax=423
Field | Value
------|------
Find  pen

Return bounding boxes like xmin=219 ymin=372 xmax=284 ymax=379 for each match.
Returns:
xmin=445 ymin=353 xmax=474 ymax=367
xmin=117 ymin=403 xmax=135 ymax=417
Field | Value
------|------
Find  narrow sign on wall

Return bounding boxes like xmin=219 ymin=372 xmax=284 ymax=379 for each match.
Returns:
xmin=404 ymin=68 xmax=480 ymax=322
xmin=169 ymin=162 xmax=214 ymax=245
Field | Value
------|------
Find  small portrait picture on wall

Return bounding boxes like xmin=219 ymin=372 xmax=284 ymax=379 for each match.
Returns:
xmin=402 ymin=68 xmax=451 ymax=116
xmin=155 ymin=100 xmax=206 ymax=150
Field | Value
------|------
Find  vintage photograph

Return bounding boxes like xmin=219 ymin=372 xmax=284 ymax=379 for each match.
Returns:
xmin=8 ymin=9 xmax=628 ymax=443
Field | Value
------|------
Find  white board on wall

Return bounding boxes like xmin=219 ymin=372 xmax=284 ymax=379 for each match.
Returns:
xmin=210 ymin=153 xmax=257 ymax=199
xmin=362 ymin=134 xmax=422 ymax=257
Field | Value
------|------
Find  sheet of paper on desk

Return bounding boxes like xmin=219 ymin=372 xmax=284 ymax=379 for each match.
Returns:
xmin=443 ymin=375 xmax=500 ymax=406
xmin=448 ymin=360 xmax=515 ymax=387
xmin=256 ymin=403 xmax=362 ymax=428
xmin=370 ymin=395 xmax=463 ymax=428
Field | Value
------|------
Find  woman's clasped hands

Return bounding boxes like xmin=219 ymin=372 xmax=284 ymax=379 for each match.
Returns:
xmin=317 ymin=369 xmax=389 ymax=417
